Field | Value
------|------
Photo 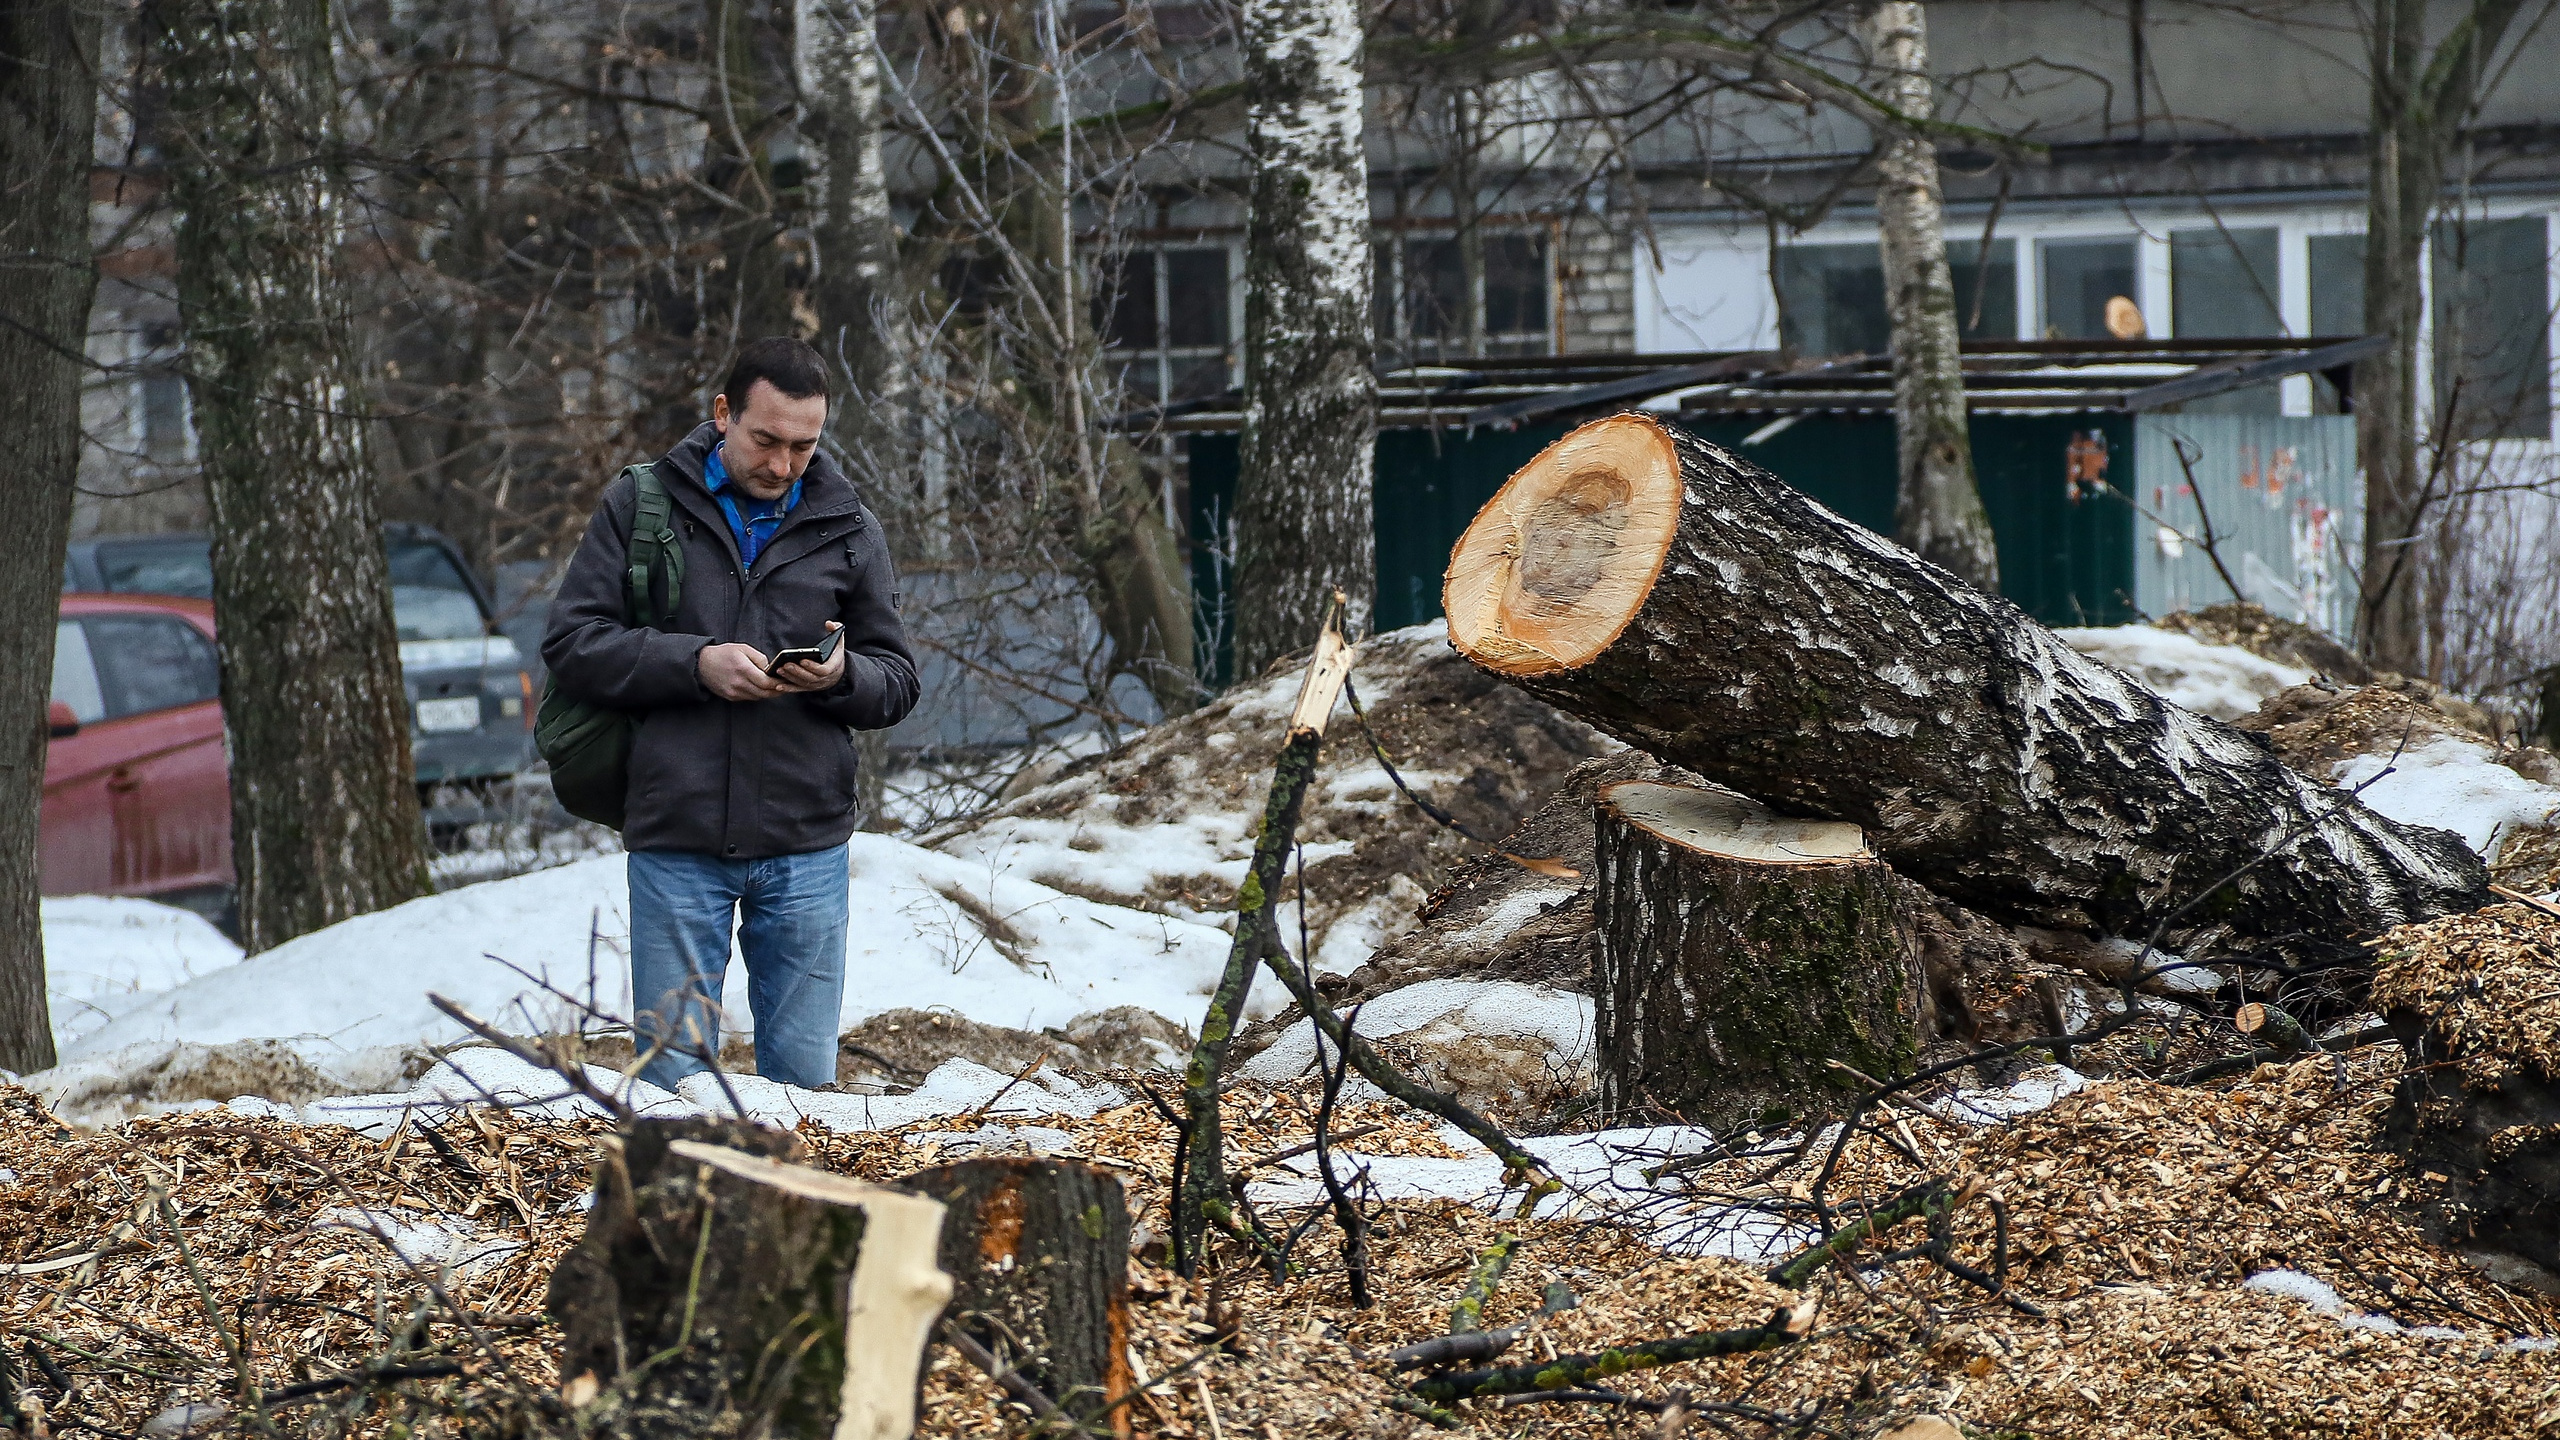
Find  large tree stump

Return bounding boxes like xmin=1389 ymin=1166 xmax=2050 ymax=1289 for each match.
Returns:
xmin=1443 ymin=412 xmax=2486 ymax=960
xmin=904 ymin=1157 xmax=1133 ymax=1433
xmin=548 ymin=1118 xmax=953 ymax=1440
xmin=1595 ymin=779 xmax=1921 ymax=1130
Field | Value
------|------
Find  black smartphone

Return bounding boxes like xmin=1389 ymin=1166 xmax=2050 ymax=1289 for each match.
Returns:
xmin=766 ymin=627 xmax=844 ymax=674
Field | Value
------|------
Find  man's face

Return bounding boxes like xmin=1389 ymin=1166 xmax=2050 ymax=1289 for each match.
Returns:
xmin=712 ymin=379 xmax=828 ymax=501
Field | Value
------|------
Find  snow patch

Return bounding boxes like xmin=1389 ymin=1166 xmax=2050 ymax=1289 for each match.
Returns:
xmin=2056 ymin=626 xmax=2312 ymax=721
xmin=42 ymin=897 xmax=243 ymax=1052
xmin=2336 ymin=737 xmax=2560 ymax=856
xmin=1239 ymin=979 xmax=1595 ymax=1107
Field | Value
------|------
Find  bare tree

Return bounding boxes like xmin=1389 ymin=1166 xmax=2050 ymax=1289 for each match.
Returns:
xmin=1231 ymin=0 xmax=1377 ymax=675
xmin=1861 ymin=0 xmax=1996 ymax=591
xmin=2356 ymin=0 xmax=2535 ymax=671
xmin=0 ymin=0 xmax=104 ymax=1072
xmin=152 ymin=0 xmax=431 ymax=951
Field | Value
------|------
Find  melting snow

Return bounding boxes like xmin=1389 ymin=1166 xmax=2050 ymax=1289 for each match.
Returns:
xmin=2056 ymin=626 xmax=2312 ymax=721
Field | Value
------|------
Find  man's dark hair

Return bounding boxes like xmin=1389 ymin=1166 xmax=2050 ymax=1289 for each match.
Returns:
xmin=722 ymin=336 xmax=830 ymax=414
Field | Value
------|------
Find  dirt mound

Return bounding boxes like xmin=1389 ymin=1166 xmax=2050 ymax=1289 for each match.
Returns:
xmin=923 ymin=624 xmax=1613 ymax=977
xmin=575 ymin=1005 xmax=1198 ymax=1090
xmin=2155 ymin=600 xmax=2374 ymax=683
xmin=2235 ymin=679 xmax=2528 ymax=780
xmin=2377 ymin=903 xmax=2560 ymax=1272
xmin=26 ymin=1040 xmax=434 ymax=1127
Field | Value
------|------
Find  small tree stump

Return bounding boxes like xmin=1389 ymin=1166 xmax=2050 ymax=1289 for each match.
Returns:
xmin=548 ymin=1118 xmax=953 ymax=1440
xmin=1594 ymin=779 xmax=1921 ymax=1131
xmin=905 ymin=1156 xmax=1133 ymax=1434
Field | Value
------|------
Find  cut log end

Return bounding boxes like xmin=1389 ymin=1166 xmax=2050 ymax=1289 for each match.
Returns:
xmin=1603 ymin=780 xmax=1869 ymax=866
xmin=1444 ymin=413 xmax=1680 ymax=676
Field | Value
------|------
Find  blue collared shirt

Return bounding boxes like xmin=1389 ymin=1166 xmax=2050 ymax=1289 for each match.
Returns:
xmin=704 ymin=441 xmax=801 ymax=568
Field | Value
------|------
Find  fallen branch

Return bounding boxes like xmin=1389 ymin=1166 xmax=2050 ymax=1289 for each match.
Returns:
xmin=1405 ymin=1301 xmax=1816 ymax=1403
xmin=1446 ymin=1235 xmax=1519 ymax=1333
xmin=1384 ymin=1328 xmax=1523 ymax=1373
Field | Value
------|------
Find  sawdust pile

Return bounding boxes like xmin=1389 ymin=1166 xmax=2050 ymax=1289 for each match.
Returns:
xmin=2375 ymin=903 xmax=2560 ymax=1084
xmin=8 ymin=1035 xmax=2560 ymax=1440
xmin=2154 ymin=602 xmax=2373 ymax=684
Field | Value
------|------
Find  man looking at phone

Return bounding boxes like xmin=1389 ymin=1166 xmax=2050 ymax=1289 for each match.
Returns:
xmin=543 ymin=337 xmax=917 ymax=1093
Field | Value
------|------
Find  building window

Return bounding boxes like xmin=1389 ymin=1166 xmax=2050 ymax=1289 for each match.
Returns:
xmin=2170 ymin=227 xmax=2282 ymax=337
xmin=1099 ymin=245 xmax=1234 ymax=404
xmin=2040 ymin=237 xmax=2140 ymax=340
xmin=2309 ymin=233 xmax=2366 ymax=337
xmin=1774 ymin=239 xmax=2015 ymax=359
xmin=1376 ymin=230 xmax=1552 ymax=360
xmin=138 ymin=325 xmax=193 ymax=463
xmin=2171 ymin=226 xmax=2284 ymax=412
xmin=2433 ymin=214 xmax=2552 ymax=442
xmin=2308 ymin=232 xmax=2368 ymax=412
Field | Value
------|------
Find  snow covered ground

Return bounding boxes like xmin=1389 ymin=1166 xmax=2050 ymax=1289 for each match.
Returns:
xmin=26 ymin=833 xmax=1255 ymax=1122
xmin=39 ymin=898 xmax=243 ymax=1051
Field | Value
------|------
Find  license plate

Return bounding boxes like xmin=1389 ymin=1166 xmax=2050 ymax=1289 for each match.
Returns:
xmin=416 ymin=697 xmax=482 ymax=733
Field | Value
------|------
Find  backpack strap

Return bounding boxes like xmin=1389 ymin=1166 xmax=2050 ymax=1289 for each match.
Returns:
xmin=622 ymin=462 xmax=686 ymax=629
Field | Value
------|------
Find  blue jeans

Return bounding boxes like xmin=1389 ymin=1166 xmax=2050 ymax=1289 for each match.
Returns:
xmin=626 ymin=843 xmax=849 ymax=1092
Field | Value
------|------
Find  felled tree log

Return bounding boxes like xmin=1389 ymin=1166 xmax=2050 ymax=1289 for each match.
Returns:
xmin=2375 ymin=903 xmax=2560 ymax=1273
xmin=1443 ymin=413 xmax=2487 ymax=956
xmin=1594 ymin=779 xmax=1921 ymax=1129
xmin=902 ymin=1157 xmax=1133 ymax=1435
xmin=548 ymin=1118 xmax=952 ymax=1440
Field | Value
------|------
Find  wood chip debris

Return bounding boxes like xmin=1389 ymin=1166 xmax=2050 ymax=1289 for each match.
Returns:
xmin=4 ymin=1037 xmax=2558 ymax=1438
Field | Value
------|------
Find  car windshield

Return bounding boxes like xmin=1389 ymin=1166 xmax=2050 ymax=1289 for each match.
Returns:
xmin=389 ymin=540 xmax=487 ymax=641
xmin=98 ymin=544 xmax=214 ymax=599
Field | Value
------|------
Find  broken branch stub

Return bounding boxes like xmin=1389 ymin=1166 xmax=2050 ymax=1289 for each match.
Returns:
xmin=1595 ymin=779 xmax=1920 ymax=1131
xmin=546 ymin=1119 xmax=951 ymax=1440
xmin=1443 ymin=412 xmax=2487 ymax=955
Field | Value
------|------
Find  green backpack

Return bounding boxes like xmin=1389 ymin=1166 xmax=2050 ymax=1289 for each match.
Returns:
xmin=535 ymin=462 xmax=685 ymax=830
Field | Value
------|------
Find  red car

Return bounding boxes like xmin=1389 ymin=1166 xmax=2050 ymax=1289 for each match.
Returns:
xmin=44 ymin=594 xmax=232 ymax=903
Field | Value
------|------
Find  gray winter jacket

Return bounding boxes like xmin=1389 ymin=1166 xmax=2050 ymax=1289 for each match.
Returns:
xmin=541 ymin=422 xmax=918 ymax=857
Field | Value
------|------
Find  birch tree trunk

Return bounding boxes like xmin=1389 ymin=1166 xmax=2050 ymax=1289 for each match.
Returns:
xmin=1231 ymin=0 xmax=1376 ymax=676
xmin=799 ymin=0 xmax=897 ymax=469
xmin=1443 ymin=414 xmax=2489 ymax=959
xmin=0 ymin=0 xmax=104 ymax=1073
xmin=1860 ymin=1 xmax=1997 ymax=592
xmin=2355 ymin=0 xmax=2529 ymax=672
xmin=154 ymin=0 xmax=431 ymax=953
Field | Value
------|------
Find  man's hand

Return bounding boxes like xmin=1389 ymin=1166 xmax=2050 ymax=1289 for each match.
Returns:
xmin=698 ymin=642 xmax=787 ymax=702
xmin=771 ymin=622 xmax=848 ymax=694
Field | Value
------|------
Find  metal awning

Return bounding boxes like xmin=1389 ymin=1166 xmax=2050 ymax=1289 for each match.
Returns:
xmin=1118 ymin=336 xmax=2384 ymax=434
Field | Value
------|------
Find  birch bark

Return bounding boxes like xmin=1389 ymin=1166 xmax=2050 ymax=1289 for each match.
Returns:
xmin=154 ymin=0 xmax=431 ymax=952
xmin=1861 ymin=1 xmax=1998 ymax=592
xmin=0 ymin=0 xmax=104 ymax=1071
xmin=798 ymin=0 xmax=898 ymax=468
xmin=1232 ymin=0 xmax=1377 ymax=675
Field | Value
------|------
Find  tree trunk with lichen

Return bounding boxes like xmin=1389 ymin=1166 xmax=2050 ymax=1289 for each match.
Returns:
xmin=1443 ymin=414 xmax=2487 ymax=964
xmin=904 ymin=1157 xmax=1132 ymax=1435
xmin=1861 ymin=0 xmax=1998 ymax=591
xmin=1595 ymin=780 xmax=1921 ymax=1132
xmin=0 ymin=0 xmax=104 ymax=1074
xmin=1231 ymin=0 xmax=1377 ymax=675
xmin=1176 ymin=726 xmax=1321 ymax=1273
xmin=152 ymin=0 xmax=432 ymax=954
xmin=549 ymin=1118 xmax=951 ymax=1440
